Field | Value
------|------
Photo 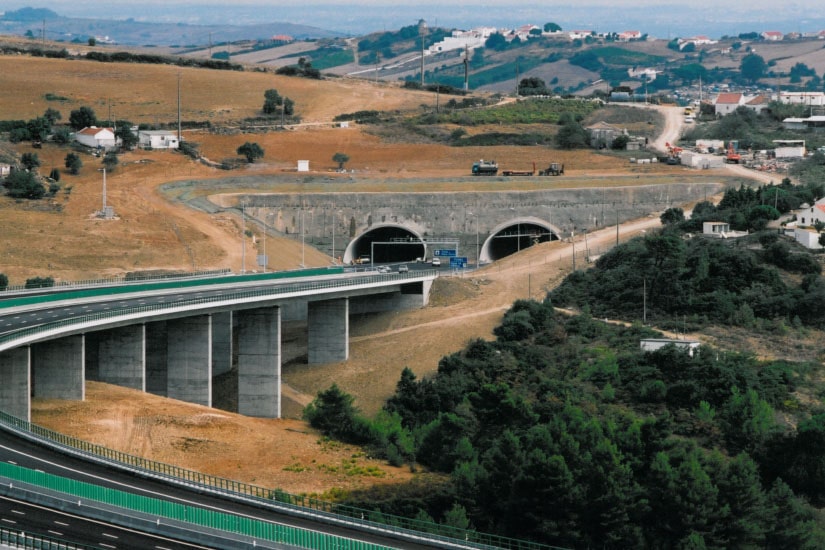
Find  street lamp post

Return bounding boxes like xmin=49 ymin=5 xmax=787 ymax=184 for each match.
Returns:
xmin=241 ymin=200 xmax=246 ymax=274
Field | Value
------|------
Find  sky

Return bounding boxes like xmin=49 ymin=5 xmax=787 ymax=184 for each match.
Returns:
xmin=4 ymin=1 xmax=825 ymax=38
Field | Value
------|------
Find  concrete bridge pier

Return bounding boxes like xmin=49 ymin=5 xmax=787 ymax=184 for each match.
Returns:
xmin=0 ymin=347 xmax=31 ymax=422
xmin=236 ymin=307 xmax=281 ymax=418
xmin=32 ymin=335 xmax=85 ymax=401
xmin=93 ymin=325 xmax=146 ymax=391
xmin=145 ymin=321 xmax=168 ymax=397
xmin=308 ymin=298 xmax=349 ymax=364
xmin=166 ymin=315 xmax=212 ymax=407
xmin=211 ymin=311 xmax=233 ymax=376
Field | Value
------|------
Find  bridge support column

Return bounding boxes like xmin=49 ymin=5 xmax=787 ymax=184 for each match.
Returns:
xmin=96 ymin=325 xmax=146 ymax=391
xmin=166 ymin=315 xmax=212 ymax=407
xmin=145 ymin=321 xmax=168 ymax=397
xmin=307 ymin=298 xmax=349 ymax=364
xmin=32 ymin=335 xmax=85 ymax=401
xmin=0 ymin=347 xmax=31 ymax=422
xmin=211 ymin=311 xmax=233 ymax=376
xmin=237 ymin=307 xmax=281 ymax=418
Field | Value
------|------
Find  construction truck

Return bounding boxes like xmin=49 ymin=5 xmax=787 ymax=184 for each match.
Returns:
xmin=725 ymin=141 xmax=741 ymax=164
xmin=538 ymin=162 xmax=564 ymax=176
xmin=471 ymin=159 xmax=499 ymax=176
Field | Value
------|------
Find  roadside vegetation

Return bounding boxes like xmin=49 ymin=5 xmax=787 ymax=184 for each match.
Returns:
xmin=303 ymin=179 xmax=825 ymax=547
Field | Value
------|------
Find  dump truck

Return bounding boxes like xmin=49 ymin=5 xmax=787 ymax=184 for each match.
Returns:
xmin=472 ymin=159 xmax=499 ymax=176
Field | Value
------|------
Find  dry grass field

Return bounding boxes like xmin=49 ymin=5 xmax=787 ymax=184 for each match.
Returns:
xmin=0 ymin=52 xmax=726 ymax=498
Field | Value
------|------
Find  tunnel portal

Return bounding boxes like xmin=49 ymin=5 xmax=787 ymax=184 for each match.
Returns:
xmin=484 ymin=221 xmax=557 ymax=262
xmin=345 ymin=225 xmax=425 ymax=264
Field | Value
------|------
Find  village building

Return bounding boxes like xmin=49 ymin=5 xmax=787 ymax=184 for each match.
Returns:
xmin=137 ymin=130 xmax=180 ymax=150
xmin=761 ymin=31 xmax=784 ymax=41
xmin=586 ymin=121 xmax=627 ymax=149
xmin=74 ymin=126 xmax=120 ymax=150
xmin=714 ymin=92 xmax=745 ymax=116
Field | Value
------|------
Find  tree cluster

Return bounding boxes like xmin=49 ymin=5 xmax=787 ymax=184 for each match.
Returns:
xmin=307 ymin=300 xmax=825 ymax=547
xmin=261 ymin=89 xmax=295 ymax=117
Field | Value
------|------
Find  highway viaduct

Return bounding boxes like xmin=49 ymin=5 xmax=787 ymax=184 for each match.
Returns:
xmin=0 ymin=270 xmax=437 ymax=423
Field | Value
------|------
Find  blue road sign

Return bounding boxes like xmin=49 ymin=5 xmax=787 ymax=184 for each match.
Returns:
xmin=434 ymin=249 xmax=457 ymax=257
xmin=450 ymin=256 xmax=468 ymax=268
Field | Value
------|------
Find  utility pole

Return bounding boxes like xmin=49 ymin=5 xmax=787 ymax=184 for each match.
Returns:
xmin=418 ymin=19 xmax=428 ymax=87
xmin=463 ymin=44 xmax=469 ymax=91
xmin=177 ymin=72 xmax=182 ymax=145
xmin=42 ymin=19 xmax=45 ymax=50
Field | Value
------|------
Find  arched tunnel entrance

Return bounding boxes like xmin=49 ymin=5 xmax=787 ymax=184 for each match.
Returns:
xmin=344 ymin=224 xmax=425 ymax=264
xmin=481 ymin=218 xmax=558 ymax=263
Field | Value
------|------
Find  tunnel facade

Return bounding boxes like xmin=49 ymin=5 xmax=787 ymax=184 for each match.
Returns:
xmin=343 ymin=224 xmax=425 ymax=264
xmin=480 ymin=217 xmax=559 ymax=263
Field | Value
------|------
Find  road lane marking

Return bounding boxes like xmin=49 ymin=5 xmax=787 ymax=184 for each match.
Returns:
xmin=103 ymin=532 xmax=119 ymax=539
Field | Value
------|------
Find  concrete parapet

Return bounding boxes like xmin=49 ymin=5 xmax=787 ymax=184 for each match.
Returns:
xmin=166 ymin=315 xmax=212 ymax=407
xmin=32 ymin=335 xmax=85 ymax=401
xmin=236 ymin=307 xmax=281 ymax=418
xmin=0 ymin=347 xmax=31 ymax=422
xmin=307 ymin=298 xmax=349 ymax=364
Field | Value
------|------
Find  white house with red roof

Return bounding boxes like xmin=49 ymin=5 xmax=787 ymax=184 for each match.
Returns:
xmin=618 ymin=31 xmax=642 ymax=41
xmin=745 ymin=95 xmax=769 ymax=114
xmin=761 ymin=31 xmax=783 ymax=41
xmin=714 ymin=92 xmax=745 ymax=116
xmin=74 ymin=126 xmax=119 ymax=150
xmin=793 ymin=198 xmax=825 ymax=248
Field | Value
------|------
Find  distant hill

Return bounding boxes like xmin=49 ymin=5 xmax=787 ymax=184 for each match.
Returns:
xmin=0 ymin=7 xmax=342 ymax=46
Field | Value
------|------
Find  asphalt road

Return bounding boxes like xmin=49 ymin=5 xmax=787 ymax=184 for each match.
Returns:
xmin=0 ymin=429 xmax=432 ymax=549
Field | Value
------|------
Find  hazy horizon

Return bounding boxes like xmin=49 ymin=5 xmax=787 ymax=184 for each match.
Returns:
xmin=4 ymin=1 xmax=825 ymax=38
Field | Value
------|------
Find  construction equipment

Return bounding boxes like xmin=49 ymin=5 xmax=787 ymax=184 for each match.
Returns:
xmin=538 ymin=162 xmax=564 ymax=176
xmin=502 ymin=162 xmax=536 ymax=176
xmin=725 ymin=141 xmax=741 ymax=164
xmin=471 ymin=159 xmax=499 ymax=176
xmin=665 ymin=142 xmax=683 ymax=156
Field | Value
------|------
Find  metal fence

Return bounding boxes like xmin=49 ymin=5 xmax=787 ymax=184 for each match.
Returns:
xmin=0 ymin=462 xmax=389 ymax=550
xmin=0 ymin=527 xmax=97 ymax=550
xmin=0 ymin=410 xmax=558 ymax=550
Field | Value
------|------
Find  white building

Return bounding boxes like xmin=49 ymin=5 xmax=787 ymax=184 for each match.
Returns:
xmin=641 ymin=339 xmax=701 ymax=357
xmin=773 ymin=140 xmax=806 ymax=158
xmin=793 ymin=227 xmax=823 ymax=249
xmin=429 ymin=27 xmax=495 ymax=54
xmin=74 ymin=126 xmax=119 ymax=150
xmin=778 ymin=91 xmax=825 ymax=106
xmin=137 ymin=130 xmax=180 ymax=150
xmin=795 ymin=198 xmax=825 ymax=227
xmin=0 ymin=163 xmax=10 ymax=177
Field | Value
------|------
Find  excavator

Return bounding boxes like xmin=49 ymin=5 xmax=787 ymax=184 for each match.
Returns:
xmin=725 ymin=141 xmax=741 ymax=164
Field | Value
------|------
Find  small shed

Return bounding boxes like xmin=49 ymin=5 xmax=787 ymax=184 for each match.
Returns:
xmin=773 ymin=140 xmax=806 ymax=158
xmin=297 ymin=160 xmax=309 ymax=172
xmin=703 ymin=221 xmax=730 ymax=235
xmin=794 ymin=227 xmax=823 ymax=249
xmin=640 ymin=338 xmax=701 ymax=357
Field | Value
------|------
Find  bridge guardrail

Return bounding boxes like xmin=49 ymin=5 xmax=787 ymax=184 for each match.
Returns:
xmin=0 ymin=526 xmax=96 ymax=549
xmin=0 ymin=408 xmax=558 ymax=550
xmin=0 ymin=462 xmax=391 ymax=550
xmin=0 ymin=268 xmax=231 ymax=294
xmin=0 ymin=270 xmax=435 ymax=352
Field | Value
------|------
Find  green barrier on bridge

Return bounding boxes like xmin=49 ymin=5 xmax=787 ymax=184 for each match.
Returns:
xmin=0 ymin=461 xmax=389 ymax=550
xmin=0 ymin=267 xmax=345 ymax=310
xmin=0 ymin=410 xmax=558 ymax=550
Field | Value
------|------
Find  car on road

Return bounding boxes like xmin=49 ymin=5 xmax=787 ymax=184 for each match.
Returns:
xmin=431 ymin=257 xmax=441 ymax=267
xmin=377 ymin=265 xmax=392 ymax=273
xmin=397 ymin=264 xmax=409 ymax=273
